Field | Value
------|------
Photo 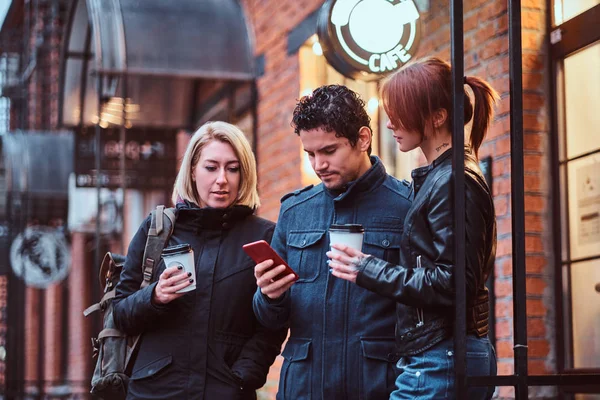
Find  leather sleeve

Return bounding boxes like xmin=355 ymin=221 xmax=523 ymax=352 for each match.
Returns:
xmin=356 ymin=171 xmax=492 ymax=307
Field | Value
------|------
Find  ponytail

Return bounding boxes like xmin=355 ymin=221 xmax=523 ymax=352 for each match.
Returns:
xmin=464 ymin=76 xmax=499 ymax=157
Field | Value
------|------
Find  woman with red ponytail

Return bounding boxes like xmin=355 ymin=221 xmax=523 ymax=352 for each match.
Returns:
xmin=328 ymin=57 xmax=499 ymax=399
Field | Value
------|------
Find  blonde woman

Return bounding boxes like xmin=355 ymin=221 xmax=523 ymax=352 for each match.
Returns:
xmin=114 ymin=121 xmax=287 ymax=399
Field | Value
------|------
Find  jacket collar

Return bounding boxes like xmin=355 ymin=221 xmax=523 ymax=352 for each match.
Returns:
xmin=329 ymin=156 xmax=387 ymax=201
xmin=411 ymin=147 xmax=453 ymax=180
xmin=176 ymin=200 xmax=254 ymax=230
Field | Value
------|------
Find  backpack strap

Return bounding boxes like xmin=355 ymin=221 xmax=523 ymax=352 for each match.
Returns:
xmin=140 ymin=206 xmax=176 ymax=289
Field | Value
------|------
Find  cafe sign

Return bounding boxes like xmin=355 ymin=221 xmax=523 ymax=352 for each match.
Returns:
xmin=317 ymin=0 xmax=421 ymax=81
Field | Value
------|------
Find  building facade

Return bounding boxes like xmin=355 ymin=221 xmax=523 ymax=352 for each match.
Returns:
xmin=0 ymin=0 xmax=598 ymax=399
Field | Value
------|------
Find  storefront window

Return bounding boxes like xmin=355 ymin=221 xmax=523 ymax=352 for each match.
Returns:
xmin=556 ymin=40 xmax=600 ymax=374
xmin=553 ymin=0 xmax=599 ymax=25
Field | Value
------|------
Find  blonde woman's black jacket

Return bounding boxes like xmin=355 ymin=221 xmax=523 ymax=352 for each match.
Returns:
xmin=356 ymin=148 xmax=496 ymax=356
xmin=113 ymin=202 xmax=287 ymax=400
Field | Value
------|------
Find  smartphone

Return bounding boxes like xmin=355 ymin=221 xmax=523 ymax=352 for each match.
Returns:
xmin=242 ymin=240 xmax=299 ymax=281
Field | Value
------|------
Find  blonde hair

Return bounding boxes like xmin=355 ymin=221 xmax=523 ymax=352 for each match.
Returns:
xmin=172 ymin=121 xmax=260 ymax=209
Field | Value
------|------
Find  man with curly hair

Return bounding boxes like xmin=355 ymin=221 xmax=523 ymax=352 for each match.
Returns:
xmin=253 ymin=85 xmax=412 ymax=399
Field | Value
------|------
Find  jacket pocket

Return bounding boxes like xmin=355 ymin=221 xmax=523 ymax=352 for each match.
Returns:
xmin=280 ymin=338 xmax=312 ymax=400
xmin=287 ymin=231 xmax=326 ymax=282
xmin=360 ymin=339 xmax=398 ymax=399
xmin=130 ymin=354 xmax=172 ymax=381
xmin=363 ymin=231 xmax=402 ymax=266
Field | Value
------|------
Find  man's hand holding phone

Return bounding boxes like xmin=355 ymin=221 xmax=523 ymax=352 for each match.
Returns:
xmin=254 ymin=259 xmax=297 ymax=299
xmin=244 ymin=240 xmax=298 ymax=300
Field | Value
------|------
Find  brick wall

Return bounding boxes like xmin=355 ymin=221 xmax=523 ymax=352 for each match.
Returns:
xmin=241 ymin=0 xmax=326 ymax=397
xmin=243 ymin=0 xmax=326 ymax=222
xmin=244 ymin=0 xmax=554 ymax=399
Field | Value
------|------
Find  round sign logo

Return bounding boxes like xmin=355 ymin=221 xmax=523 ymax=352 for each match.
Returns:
xmin=317 ymin=0 xmax=421 ymax=81
xmin=10 ymin=226 xmax=71 ymax=288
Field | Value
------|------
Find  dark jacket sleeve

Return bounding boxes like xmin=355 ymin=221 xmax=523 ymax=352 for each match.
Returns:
xmin=356 ymin=172 xmax=489 ymax=307
xmin=252 ymin=215 xmax=291 ymax=330
xmin=113 ymin=215 xmax=171 ymax=335
xmin=233 ymin=224 xmax=289 ymax=389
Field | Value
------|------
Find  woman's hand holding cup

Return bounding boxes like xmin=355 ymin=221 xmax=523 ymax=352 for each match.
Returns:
xmin=327 ymin=244 xmax=367 ymax=284
xmin=152 ymin=265 xmax=194 ymax=305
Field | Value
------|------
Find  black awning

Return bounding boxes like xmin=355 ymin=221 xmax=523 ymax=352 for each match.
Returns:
xmin=86 ymin=0 xmax=255 ymax=80
xmin=61 ymin=0 xmax=256 ymax=128
xmin=0 ymin=131 xmax=73 ymax=223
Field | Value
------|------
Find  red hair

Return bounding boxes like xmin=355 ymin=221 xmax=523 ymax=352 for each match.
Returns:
xmin=381 ymin=57 xmax=499 ymax=157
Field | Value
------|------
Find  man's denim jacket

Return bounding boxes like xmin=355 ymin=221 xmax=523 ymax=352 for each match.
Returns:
xmin=253 ymin=156 xmax=411 ymax=400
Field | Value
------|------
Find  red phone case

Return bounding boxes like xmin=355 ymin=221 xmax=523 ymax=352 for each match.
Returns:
xmin=242 ymin=240 xmax=299 ymax=281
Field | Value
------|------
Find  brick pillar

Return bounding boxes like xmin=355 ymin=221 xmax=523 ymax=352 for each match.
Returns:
xmin=0 ymin=276 xmax=7 ymax=390
xmin=24 ymin=287 xmax=41 ymax=396
xmin=68 ymin=232 xmax=92 ymax=396
xmin=43 ymin=284 xmax=63 ymax=394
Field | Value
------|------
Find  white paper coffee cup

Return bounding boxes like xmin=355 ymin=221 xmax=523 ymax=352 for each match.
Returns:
xmin=329 ymin=224 xmax=365 ymax=256
xmin=162 ymin=244 xmax=196 ymax=293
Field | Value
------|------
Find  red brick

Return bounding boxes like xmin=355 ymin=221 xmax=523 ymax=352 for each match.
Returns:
xmin=524 ymin=194 xmax=546 ymax=213
xmin=495 ymin=319 xmax=512 ymax=338
xmin=494 ymin=195 xmax=509 ymax=216
xmin=495 ymin=135 xmax=511 ymax=156
xmin=525 ymin=235 xmax=544 ymax=252
xmin=480 ymin=0 xmax=508 ymax=22
xmin=486 ymin=56 xmax=510 ymax=77
xmin=497 ymin=361 xmax=514 ymax=375
xmin=522 ymin=31 xmax=545 ymax=51
xmin=496 ymin=237 xmax=512 ymax=258
xmin=524 ymin=174 xmax=543 ymax=193
xmin=498 ymin=257 xmax=513 ymax=277
xmin=525 ymin=214 xmax=544 ymax=233
xmin=526 ymin=255 xmax=547 ymax=274
xmin=488 ymin=75 xmax=510 ymax=96
xmin=523 ymin=133 xmax=544 ymax=151
xmin=496 ymin=340 xmax=514 ymax=358
xmin=523 ymin=114 xmax=547 ymax=132
xmin=493 ymin=176 xmax=511 ymax=195
xmin=526 ymin=299 xmax=547 ymax=317
xmin=489 ymin=116 xmax=510 ymax=139
xmin=476 ymin=23 xmax=499 ymax=43
xmin=500 ymin=386 xmax=516 ymax=398
xmin=479 ymin=36 xmax=509 ymax=59
xmin=524 ymin=154 xmax=543 ymax=172
xmin=523 ymin=93 xmax=546 ymax=111
xmin=464 ymin=13 xmax=479 ymax=32
xmin=522 ymin=10 xmax=545 ymax=30
xmin=528 ymin=359 xmax=551 ymax=374
xmin=495 ymin=299 xmax=513 ymax=318
xmin=492 ymin=157 xmax=510 ymax=177
xmin=522 ymin=53 xmax=545 ymax=72
xmin=527 ymin=318 xmax=546 ymax=337
xmin=521 ymin=0 xmax=545 ymax=9
xmin=526 ymin=276 xmax=547 ymax=295
xmin=528 ymin=338 xmax=550 ymax=357
xmin=497 ymin=217 xmax=512 ymax=237
xmin=495 ymin=279 xmax=513 ymax=297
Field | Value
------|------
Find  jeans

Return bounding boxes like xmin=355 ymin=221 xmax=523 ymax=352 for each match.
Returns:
xmin=390 ymin=335 xmax=497 ymax=400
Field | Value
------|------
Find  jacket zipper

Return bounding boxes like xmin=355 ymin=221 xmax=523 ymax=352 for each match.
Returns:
xmin=416 ymin=255 xmax=424 ymax=327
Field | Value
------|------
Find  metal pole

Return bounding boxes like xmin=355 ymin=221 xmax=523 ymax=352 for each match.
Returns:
xmin=450 ymin=0 xmax=466 ymax=398
xmin=508 ymin=0 xmax=529 ymax=398
xmin=120 ymin=74 xmax=127 ymax=254
xmin=95 ymin=76 xmax=103 ymax=283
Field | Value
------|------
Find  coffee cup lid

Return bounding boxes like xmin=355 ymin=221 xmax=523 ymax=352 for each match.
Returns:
xmin=162 ymin=243 xmax=192 ymax=256
xmin=329 ymin=224 xmax=364 ymax=233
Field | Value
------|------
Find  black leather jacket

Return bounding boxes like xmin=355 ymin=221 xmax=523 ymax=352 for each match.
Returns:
xmin=356 ymin=148 xmax=496 ymax=356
